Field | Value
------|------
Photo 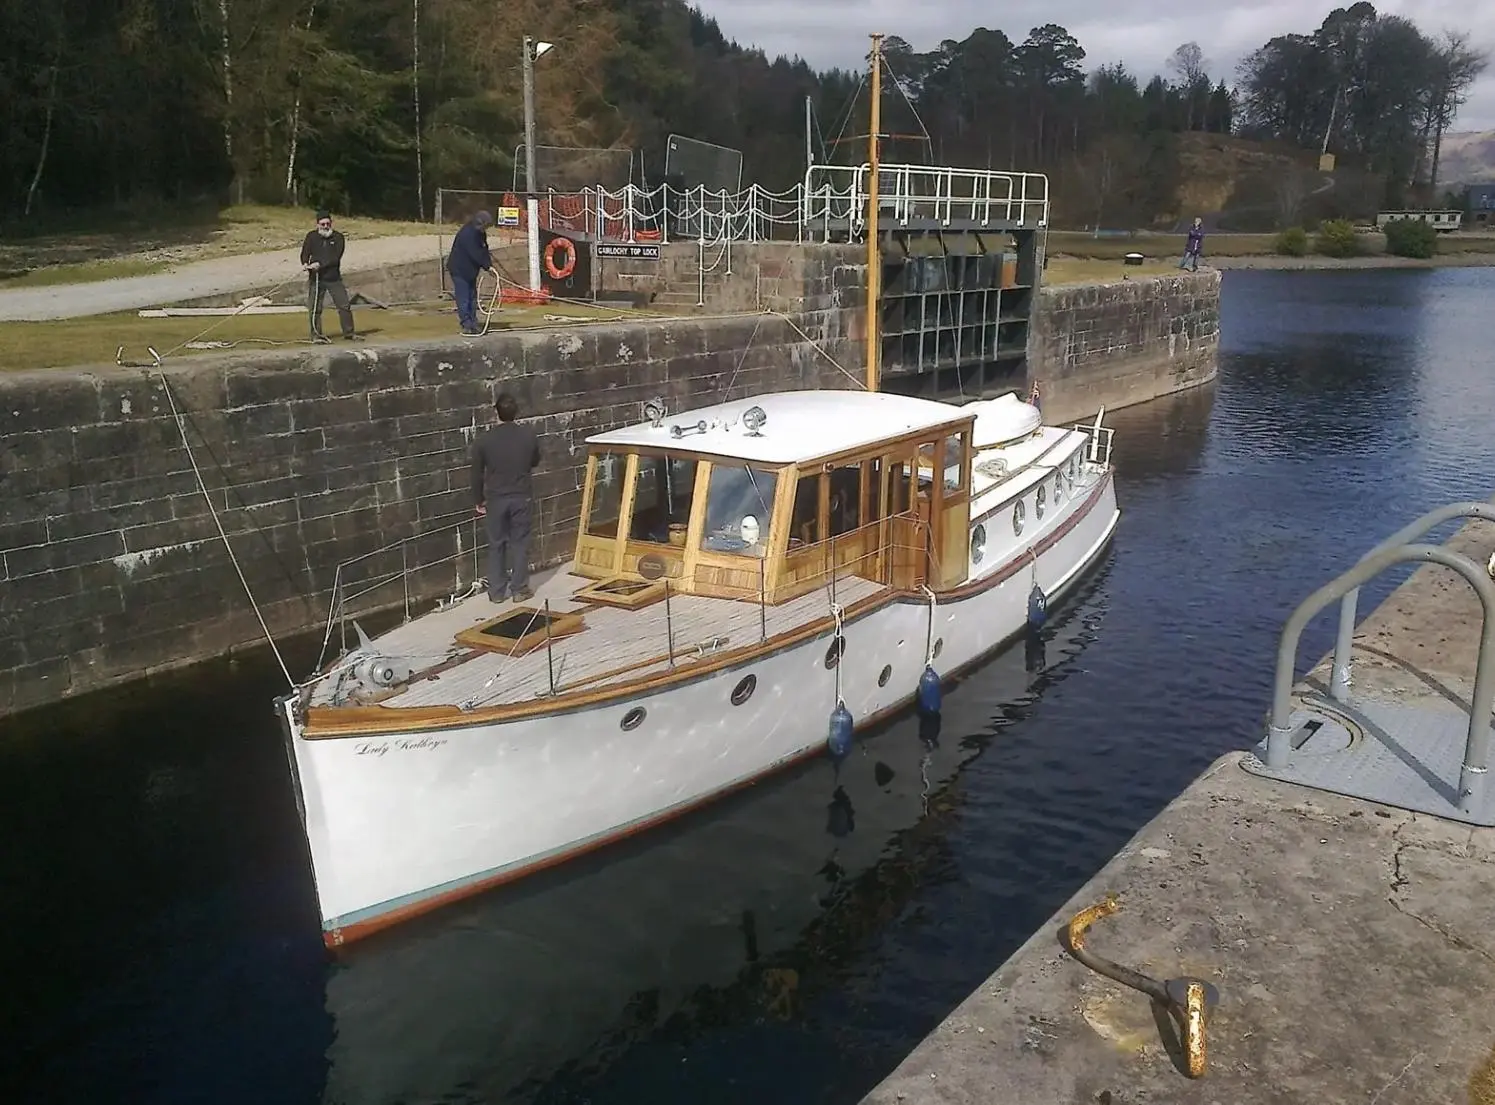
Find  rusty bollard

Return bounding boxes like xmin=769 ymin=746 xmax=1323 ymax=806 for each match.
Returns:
xmin=1064 ymin=894 xmax=1218 ymax=1078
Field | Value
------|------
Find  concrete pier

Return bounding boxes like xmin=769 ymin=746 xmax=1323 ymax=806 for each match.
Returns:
xmin=864 ymin=516 xmax=1495 ymax=1105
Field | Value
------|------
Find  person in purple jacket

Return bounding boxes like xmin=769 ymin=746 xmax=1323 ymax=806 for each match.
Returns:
xmin=1181 ymin=217 xmax=1205 ymax=271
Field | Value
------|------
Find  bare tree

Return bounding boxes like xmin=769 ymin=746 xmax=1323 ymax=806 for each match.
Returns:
xmin=1424 ymin=30 xmax=1489 ymax=193
xmin=285 ymin=0 xmax=317 ymax=200
xmin=413 ymin=0 xmax=424 ymax=219
xmin=1274 ymin=167 xmax=1309 ymax=227
xmin=218 ymin=0 xmax=237 ymax=202
xmin=1168 ymin=42 xmax=1208 ymax=129
xmin=24 ymin=22 xmax=65 ymax=216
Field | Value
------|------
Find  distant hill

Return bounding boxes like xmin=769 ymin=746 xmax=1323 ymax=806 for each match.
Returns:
xmin=1439 ymin=131 xmax=1495 ymax=187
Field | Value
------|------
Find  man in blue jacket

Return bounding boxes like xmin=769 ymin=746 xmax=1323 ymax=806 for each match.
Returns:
xmin=447 ymin=210 xmax=495 ymax=335
xmin=1180 ymin=216 xmax=1205 ymax=271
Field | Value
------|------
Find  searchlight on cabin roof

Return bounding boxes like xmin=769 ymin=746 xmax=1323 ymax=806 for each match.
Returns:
xmin=742 ymin=406 xmax=767 ymax=436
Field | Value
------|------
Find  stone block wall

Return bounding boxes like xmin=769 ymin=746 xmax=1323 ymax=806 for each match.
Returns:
xmin=0 ymin=303 xmax=864 ymax=717
xmin=1027 ymin=270 xmax=1221 ymax=424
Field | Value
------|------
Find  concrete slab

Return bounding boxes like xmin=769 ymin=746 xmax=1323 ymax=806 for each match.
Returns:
xmin=862 ymin=515 xmax=1495 ymax=1105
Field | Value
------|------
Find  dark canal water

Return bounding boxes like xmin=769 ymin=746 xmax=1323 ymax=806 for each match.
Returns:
xmin=5 ymin=267 xmax=1494 ymax=1105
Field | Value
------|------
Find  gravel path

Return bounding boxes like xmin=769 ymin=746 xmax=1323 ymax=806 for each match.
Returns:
xmin=0 ymin=234 xmax=442 ymax=322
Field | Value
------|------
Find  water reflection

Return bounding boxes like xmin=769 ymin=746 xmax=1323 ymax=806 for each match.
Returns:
xmin=319 ymin=585 xmax=1102 ymax=1105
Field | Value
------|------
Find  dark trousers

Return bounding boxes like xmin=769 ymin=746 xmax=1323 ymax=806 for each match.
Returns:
xmin=308 ymin=276 xmax=355 ymax=337
xmin=1180 ymin=248 xmax=1201 ymax=271
xmin=485 ymin=495 xmax=532 ymax=598
xmin=452 ymin=274 xmax=478 ymax=332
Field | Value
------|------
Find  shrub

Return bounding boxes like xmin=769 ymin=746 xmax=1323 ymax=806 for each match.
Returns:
xmin=1314 ymin=219 xmax=1361 ymax=258
xmin=1274 ymin=226 xmax=1309 ymax=256
xmin=1382 ymin=217 xmax=1438 ymax=259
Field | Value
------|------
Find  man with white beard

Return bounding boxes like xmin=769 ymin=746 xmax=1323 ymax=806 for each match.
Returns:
xmin=300 ymin=208 xmax=356 ymax=342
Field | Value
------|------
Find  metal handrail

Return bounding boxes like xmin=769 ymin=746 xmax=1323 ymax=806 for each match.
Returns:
xmin=1265 ymin=541 xmax=1495 ymax=813
xmin=1327 ymin=501 xmax=1495 ymax=703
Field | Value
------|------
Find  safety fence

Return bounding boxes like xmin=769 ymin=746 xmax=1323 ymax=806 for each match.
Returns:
xmin=433 ymin=163 xmax=1050 ymax=250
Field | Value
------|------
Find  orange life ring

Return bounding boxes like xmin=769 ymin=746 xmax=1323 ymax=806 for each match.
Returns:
xmin=543 ymin=237 xmax=577 ymax=280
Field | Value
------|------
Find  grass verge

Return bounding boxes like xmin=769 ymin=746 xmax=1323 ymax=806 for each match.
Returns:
xmin=1043 ymin=258 xmax=1186 ymax=285
xmin=0 ymin=300 xmax=653 ymax=372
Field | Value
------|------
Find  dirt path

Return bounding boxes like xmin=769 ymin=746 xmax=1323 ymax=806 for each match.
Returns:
xmin=0 ymin=234 xmax=441 ymax=322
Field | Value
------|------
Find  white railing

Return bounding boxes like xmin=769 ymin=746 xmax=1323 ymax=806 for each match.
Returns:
xmin=1073 ymin=408 xmax=1115 ymax=470
xmin=484 ymin=162 xmax=1048 ymax=248
xmin=804 ymin=163 xmax=1050 ymax=236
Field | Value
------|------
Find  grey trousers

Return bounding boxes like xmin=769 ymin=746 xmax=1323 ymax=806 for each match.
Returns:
xmin=308 ymin=276 xmax=355 ymax=338
xmin=485 ymin=495 xmax=532 ymax=598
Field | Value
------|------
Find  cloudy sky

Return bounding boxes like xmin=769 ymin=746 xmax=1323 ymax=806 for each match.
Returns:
xmin=693 ymin=0 xmax=1495 ymax=132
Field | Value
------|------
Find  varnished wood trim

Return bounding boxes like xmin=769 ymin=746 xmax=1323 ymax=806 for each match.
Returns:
xmin=302 ymin=470 xmax=1113 ymax=739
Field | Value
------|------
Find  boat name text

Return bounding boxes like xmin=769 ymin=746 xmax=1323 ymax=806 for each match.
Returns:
xmin=354 ymin=737 xmax=449 ymax=756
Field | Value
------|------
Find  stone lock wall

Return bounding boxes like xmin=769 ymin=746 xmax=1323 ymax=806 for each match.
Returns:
xmin=1027 ymin=270 xmax=1221 ymax=424
xmin=0 ymin=302 xmax=864 ymax=717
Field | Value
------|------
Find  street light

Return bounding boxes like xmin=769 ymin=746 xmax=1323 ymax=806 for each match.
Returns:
xmin=522 ymin=36 xmax=555 ymax=292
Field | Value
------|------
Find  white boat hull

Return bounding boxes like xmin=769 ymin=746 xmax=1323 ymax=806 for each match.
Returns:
xmin=283 ymin=469 xmax=1120 ymax=946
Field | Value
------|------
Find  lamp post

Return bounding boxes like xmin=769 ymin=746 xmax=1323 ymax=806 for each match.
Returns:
xmin=522 ymin=36 xmax=554 ymax=292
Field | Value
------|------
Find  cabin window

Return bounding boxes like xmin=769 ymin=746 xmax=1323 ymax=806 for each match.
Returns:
xmin=790 ymin=473 xmax=822 ymax=549
xmin=828 ymin=464 xmax=862 ymax=537
xmin=628 ymin=454 xmax=698 ymax=545
xmin=942 ymin=432 xmax=967 ymax=493
xmin=700 ymin=463 xmax=778 ymax=557
xmin=864 ymin=458 xmax=886 ymax=522
xmin=586 ymin=451 xmax=627 ymax=538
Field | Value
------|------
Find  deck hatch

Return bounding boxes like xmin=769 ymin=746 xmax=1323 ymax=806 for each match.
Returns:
xmin=453 ymin=607 xmax=587 ymax=656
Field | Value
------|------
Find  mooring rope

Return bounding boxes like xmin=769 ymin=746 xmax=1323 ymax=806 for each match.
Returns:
xmin=158 ymin=372 xmax=294 ymax=688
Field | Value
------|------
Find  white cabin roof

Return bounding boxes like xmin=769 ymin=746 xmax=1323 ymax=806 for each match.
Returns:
xmin=584 ymin=390 xmax=976 ymax=465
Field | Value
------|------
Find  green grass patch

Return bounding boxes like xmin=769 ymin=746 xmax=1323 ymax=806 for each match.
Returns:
xmin=0 ymin=300 xmax=654 ymax=372
xmin=0 ymin=258 xmax=172 ymax=289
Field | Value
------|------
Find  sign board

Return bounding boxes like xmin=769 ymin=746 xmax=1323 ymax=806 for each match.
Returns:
xmin=496 ymin=206 xmax=521 ymax=227
xmin=597 ymin=242 xmax=661 ymax=260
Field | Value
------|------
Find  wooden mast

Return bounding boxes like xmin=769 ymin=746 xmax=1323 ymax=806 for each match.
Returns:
xmin=865 ymin=32 xmax=883 ymax=393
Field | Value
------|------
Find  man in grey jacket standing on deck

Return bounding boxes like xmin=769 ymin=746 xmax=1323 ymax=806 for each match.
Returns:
xmin=471 ymin=392 xmax=540 ymax=603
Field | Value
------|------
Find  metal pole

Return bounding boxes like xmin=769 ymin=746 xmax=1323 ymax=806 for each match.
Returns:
xmin=805 ymin=94 xmax=813 ymax=177
xmin=865 ymin=33 xmax=883 ymax=393
xmin=401 ymin=541 xmax=410 ymax=623
xmin=543 ymin=599 xmax=556 ymax=696
xmin=522 ymin=36 xmax=542 ymax=291
xmin=759 ymin=555 xmax=767 ymax=642
xmin=664 ymin=579 xmax=675 ymax=667
xmin=1330 ymin=587 xmax=1357 ymax=702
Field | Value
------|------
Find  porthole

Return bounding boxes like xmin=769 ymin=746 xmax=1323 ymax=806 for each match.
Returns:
xmin=878 ymin=664 xmax=892 ymax=687
xmin=1013 ymin=499 xmax=1026 ymax=536
xmin=824 ymin=636 xmax=846 ymax=669
xmin=933 ymin=637 xmax=944 ymax=660
xmin=970 ymin=522 xmax=988 ymax=565
xmin=1035 ymin=485 xmax=1046 ymax=519
xmin=730 ymin=674 xmax=757 ymax=705
xmin=620 ymin=707 xmax=646 ymax=731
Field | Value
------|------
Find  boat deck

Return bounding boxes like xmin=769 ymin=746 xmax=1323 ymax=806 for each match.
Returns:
xmin=310 ymin=568 xmax=888 ymax=711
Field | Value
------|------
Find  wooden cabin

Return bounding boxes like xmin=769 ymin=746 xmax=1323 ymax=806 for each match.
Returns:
xmin=572 ymin=391 xmax=976 ymax=605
